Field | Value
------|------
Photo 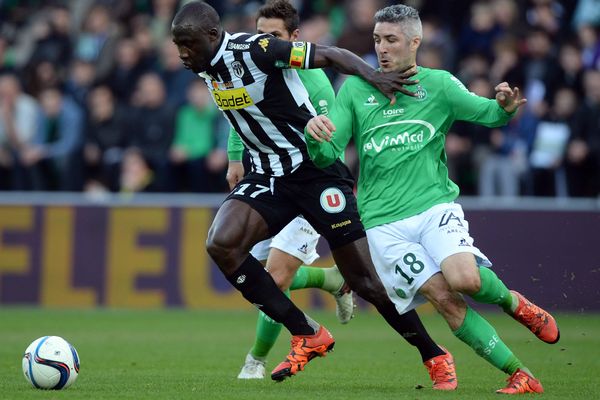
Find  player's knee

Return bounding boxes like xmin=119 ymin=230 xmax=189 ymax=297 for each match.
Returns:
xmin=446 ymin=271 xmax=481 ymax=294
xmin=433 ymin=291 xmax=466 ymax=319
xmin=206 ymin=229 xmax=238 ymax=267
xmin=268 ymin=269 xmax=289 ymax=291
xmin=352 ymin=281 xmax=388 ymax=306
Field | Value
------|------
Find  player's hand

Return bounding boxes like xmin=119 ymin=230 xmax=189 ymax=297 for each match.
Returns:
xmin=226 ymin=161 xmax=244 ymax=190
xmin=368 ymin=65 xmax=418 ymax=105
xmin=306 ymin=115 xmax=336 ymax=142
xmin=495 ymin=82 xmax=527 ymax=113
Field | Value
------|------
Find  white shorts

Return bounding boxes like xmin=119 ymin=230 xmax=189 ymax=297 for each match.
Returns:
xmin=366 ymin=202 xmax=491 ymax=315
xmin=250 ymin=216 xmax=320 ymax=265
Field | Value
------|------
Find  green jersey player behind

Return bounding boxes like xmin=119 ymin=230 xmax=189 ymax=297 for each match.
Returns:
xmin=227 ymin=0 xmax=354 ymax=380
xmin=306 ymin=4 xmax=559 ymax=395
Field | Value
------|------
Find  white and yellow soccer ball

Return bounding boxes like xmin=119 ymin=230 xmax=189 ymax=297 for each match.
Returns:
xmin=22 ymin=336 xmax=80 ymax=390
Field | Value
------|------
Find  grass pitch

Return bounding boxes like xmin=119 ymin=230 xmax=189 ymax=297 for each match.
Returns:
xmin=0 ymin=307 xmax=598 ymax=400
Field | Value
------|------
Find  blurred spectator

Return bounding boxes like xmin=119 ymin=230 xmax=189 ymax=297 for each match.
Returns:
xmin=0 ymin=37 xmax=15 ymax=74
xmin=169 ymin=80 xmax=228 ymax=193
xmin=489 ymin=36 xmax=525 ymax=89
xmin=573 ymin=0 xmax=600 ymax=29
xmin=0 ymin=73 xmax=39 ymax=190
xmin=106 ymin=38 xmax=150 ymax=104
xmin=566 ymin=70 xmax=600 ymax=197
xmin=84 ymin=85 xmax=129 ymax=192
xmin=336 ymin=0 xmax=381 ymax=62
xmin=27 ymin=5 xmax=72 ymax=70
xmin=458 ymin=1 xmax=503 ymax=60
xmin=492 ymin=0 xmax=523 ymax=34
xmin=420 ymin=17 xmax=456 ymax=70
xmin=64 ymin=58 xmax=97 ymax=108
xmin=129 ymin=14 xmax=160 ymax=68
xmin=75 ymin=4 xmax=120 ymax=82
xmin=160 ymin=39 xmax=197 ymax=109
xmin=472 ymin=76 xmax=528 ymax=197
xmin=525 ymin=0 xmax=564 ymax=35
xmin=545 ymin=41 xmax=585 ymax=100
xmin=578 ymin=24 xmax=600 ymax=70
xmin=21 ymin=87 xmax=84 ymax=191
xmin=527 ymin=87 xmax=578 ymax=197
xmin=149 ymin=0 xmax=179 ymax=49
xmin=522 ymin=29 xmax=560 ymax=108
xmin=120 ymin=148 xmax=157 ymax=194
xmin=456 ymin=52 xmax=490 ymax=86
xmin=127 ymin=72 xmax=175 ymax=192
xmin=24 ymin=60 xmax=62 ymax=98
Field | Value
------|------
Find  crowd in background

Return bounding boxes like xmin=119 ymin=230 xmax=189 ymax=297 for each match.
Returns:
xmin=0 ymin=0 xmax=599 ymax=197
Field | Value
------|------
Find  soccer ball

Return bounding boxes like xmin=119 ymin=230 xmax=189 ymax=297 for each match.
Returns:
xmin=22 ymin=336 xmax=80 ymax=390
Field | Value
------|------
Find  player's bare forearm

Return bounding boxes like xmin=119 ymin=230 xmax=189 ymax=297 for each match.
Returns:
xmin=313 ymin=45 xmax=417 ymax=102
xmin=313 ymin=45 xmax=376 ymax=82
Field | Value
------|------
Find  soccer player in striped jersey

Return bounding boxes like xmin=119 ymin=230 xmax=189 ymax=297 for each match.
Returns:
xmin=227 ymin=0 xmax=353 ymax=380
xmin=306 ymin=4 xmax=559 ymax=394
xmin=172 ymin=1 xmax=452 ymax=383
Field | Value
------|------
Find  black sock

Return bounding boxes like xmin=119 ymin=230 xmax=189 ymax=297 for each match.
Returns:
xmin=375 ymin=304 xmax=444 ymax=362
xmin=226 ymin=254 xmax=315 ymax=336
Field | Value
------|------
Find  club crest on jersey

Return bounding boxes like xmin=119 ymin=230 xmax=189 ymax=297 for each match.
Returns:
xmin=414 ymin=85 xmax=428 ymax=101
xmin=320 ymin=187 xmax=346 ymax=213
xmin=231 ymin=61 xmax=244 ymax=78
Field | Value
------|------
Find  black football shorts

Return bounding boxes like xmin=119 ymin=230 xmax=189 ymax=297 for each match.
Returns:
xmin=224 ymin=160 xmax=365 ymax=249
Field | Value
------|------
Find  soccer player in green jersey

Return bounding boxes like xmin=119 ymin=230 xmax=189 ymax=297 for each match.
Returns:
xmin=306 ymin=4 xmax=560 ymax=394
xmin=227 ymin=0 xmax=354 ymax=380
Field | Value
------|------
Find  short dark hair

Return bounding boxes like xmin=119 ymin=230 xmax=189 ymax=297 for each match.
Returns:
xmin=172 ymin=1 xmax=221 ymax=33
xmin=256 ymin=0 xmax=299 ymax=35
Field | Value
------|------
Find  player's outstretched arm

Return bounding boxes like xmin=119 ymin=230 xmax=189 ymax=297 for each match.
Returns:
xmin=313 ymin=44 xmax=417 ymax=104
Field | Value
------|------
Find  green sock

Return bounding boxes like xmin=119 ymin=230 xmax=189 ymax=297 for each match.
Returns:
xmin=471 ymin=267 xmax=514 ymax=312
xmin=289 ymin=265 xmax=344 ymax=293
xmin=249 ymin=289 xmax=289 ymax=359
xmin=453 ymin=307 xmax=524 ymax=375
xmin=289 ymin=266 xmax=325 ymax=290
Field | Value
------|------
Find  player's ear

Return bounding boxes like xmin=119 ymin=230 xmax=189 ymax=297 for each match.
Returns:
xmin=290 ymin=29 xmax=300 ymax=41
xmin=207 ymin=27 xmax=221 ymax=43
xmin=410 ymin=36 xmax=421 ymax=52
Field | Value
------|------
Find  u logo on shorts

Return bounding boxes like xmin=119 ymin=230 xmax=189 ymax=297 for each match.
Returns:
xmin=320 ymin=188 xmax=346 ymax=213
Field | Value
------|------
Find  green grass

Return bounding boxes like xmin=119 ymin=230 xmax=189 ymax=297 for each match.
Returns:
xmin=0 ymin=308 xmax=597 ymax=399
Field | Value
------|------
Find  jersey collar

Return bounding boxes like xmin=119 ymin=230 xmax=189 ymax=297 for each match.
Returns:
xmin=210 ymin=31 xmax=230 ymax=67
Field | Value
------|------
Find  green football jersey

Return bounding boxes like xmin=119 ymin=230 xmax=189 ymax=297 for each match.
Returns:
xmin=306 ymin=67 xmax=515 ymax=229
xmin=227 ymin=68 xmax=335 ymax=161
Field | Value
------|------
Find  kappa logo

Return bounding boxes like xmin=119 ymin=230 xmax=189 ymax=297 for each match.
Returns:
xmin=236 ymin=275 xmax=246 ymax=284
xmin=320 ymin=187 xmax=346 ymax=213
xmin=364 ymin=94 xmax=379 ymax=106
xmin=231 ymin=61 xmax=244 ymax=78
xmin=458 ymin=238 xmax=470 ymax=246
xmin=258 ymin=38 xmax=270 ymax=52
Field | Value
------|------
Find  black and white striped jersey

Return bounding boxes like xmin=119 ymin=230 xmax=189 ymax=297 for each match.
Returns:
xmin=199 ymin=32 xmax=317 ymax=176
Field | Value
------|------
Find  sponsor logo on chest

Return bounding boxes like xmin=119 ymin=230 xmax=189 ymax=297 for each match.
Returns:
xmin=211 ymin=87 xmax=254 ymax=110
